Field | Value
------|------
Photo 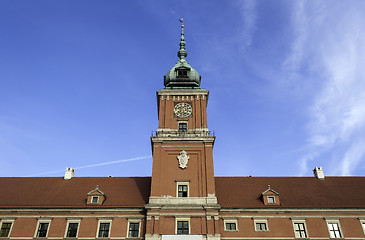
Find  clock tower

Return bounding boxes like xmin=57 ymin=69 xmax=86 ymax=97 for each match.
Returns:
xmin=145 ymin=21 xmax=220 ymax=240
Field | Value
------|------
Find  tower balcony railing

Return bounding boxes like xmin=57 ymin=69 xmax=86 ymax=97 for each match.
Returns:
xmin=151 ymin=129 xmax=215 ymax=138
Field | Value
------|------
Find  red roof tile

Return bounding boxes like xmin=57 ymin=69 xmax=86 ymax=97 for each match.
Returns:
xmin=0 ymin=177 xmax=150 ymax=208
xmin=1 ymin=176 xmax=365 ymax=209
xmin=215 ymin=176 xmax=365 ymax=208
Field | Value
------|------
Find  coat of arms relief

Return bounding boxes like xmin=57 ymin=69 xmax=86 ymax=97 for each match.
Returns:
xmin=177 ymin=150 xmax=189 ymax=169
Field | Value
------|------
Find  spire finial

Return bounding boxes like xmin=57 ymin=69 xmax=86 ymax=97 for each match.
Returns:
xmin=178 ymin=18 xmax=187 ymax=62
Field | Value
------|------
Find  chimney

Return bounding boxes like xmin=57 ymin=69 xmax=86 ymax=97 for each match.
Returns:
xmin=64 ymin=167 xmax=75 ymax=180
xmin=313 ymin=166 xmax=325 ymax=179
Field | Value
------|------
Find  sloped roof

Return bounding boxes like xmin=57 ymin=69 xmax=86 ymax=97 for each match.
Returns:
xmin=0 ymin=177 xmax=150 ymax=208
xmin=0 ymin=176 xmax=365 ymax=209
xmin=215 ymin=176 xmax=365 ymax=208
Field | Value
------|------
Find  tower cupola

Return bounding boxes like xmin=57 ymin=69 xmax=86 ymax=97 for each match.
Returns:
xmin=164 ymin=19 xmax=201 ymax=89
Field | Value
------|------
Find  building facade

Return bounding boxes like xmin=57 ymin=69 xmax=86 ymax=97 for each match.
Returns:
xmin=1 ymin=22 xmax=365 ymax=240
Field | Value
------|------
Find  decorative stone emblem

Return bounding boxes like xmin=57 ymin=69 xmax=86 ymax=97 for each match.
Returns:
xmin=177 ymin=150 xmax=190 ymax=169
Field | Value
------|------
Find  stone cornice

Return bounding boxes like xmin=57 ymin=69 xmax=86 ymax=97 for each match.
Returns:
xmin=157 ymin=90 xmax=209 ymax=96
xmin=151 ymin=136 xmax=215 ymax=143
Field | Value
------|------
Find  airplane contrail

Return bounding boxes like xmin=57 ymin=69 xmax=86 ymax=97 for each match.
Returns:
xmin=23 ymin=156 xmax=152 ymax=177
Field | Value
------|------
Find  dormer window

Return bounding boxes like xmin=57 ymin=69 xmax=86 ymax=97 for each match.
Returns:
xmin=87 ymin=185 xmax=106 ymax=205
xmin=177 ymin=70 xmax=188 ymax=77
xmin=261 ymin=185 xmax=280 ymax=206
xmin=92 ymin=196 xmax=99 ymax=203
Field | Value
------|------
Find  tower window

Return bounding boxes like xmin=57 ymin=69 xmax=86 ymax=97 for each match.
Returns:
xmin=177 ymin=70 xmax=188 ymax=77
xmin=178 ymin=185 xmax=188 ymax=197
xmin=178 ymin=123 xmax=187 ymax=132
xmin=177 ymin=221 xmax=189 ymax=234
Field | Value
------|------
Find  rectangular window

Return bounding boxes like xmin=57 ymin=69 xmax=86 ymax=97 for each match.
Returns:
xmin=98 ymin=223 xmax=110 ymax=238
xmin=328 ymin=222 xmax=342 ymax=238
xmin=178 ymin=70 xmax=188 ymax=77
xmin=293 ymin=223 xmax=307 ymax=238
xmin=267 ymin=196 xmax=275 ymax=203
xmin=128 ymin=222 xmax=140 ymax=238
xmin=178 ymin=123 xmax=187 ymax=132
xmin=177 ymin=221 xmax=189 ymax=235
xmin=225 ymin=222 xmax=237 ymax=231
xmin=92 ymin=196 xmax=99 ymax=203
xmin=178 ymin=185 xmax=188 ymax=197
xmin=224 ymin=219 xmax=238 ymax=231
xmin=256 ymin=222 xmax=267 ymax=231
xmin=66 ymin=223 xmax=79 ymax=238
xmin=0 ymin=223 xmax=12 ymax=237
xmin=36 ymin=223 xmax=49 ymax=238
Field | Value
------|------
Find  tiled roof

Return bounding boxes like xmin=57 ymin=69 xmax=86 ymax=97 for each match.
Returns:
xmin=215 ymin=176 xmax=365 ymax=208
xmin=1 ymin=176 xmax=365 ymax=209
xmin=0 ymin=177 xmax=150 ymax=208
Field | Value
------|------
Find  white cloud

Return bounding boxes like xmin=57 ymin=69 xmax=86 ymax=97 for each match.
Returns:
xmin=237 ymin=0 xmax=257 ymax=49
xmin=284 ymin=1 xmax=365 ymax=175
xmin=341 ymin=139 xmax=365 ymax=176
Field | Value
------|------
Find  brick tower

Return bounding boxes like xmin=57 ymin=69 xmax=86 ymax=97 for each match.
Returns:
xmin=145 ymin=20 xmax=220 ymax=240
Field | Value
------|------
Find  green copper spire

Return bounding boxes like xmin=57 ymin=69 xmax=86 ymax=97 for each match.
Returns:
xmin=177 ymin=20 xmax=187 ymax=62
xmin=164 ymin=19 xmax=201 ymax=89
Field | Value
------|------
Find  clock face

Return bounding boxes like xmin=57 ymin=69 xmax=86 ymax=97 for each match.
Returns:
xmin=174 ymin=102 xmax=192 ymax=118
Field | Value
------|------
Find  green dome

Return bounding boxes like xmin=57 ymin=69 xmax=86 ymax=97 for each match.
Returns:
xmin=164 ymin=59 xmax=201 ymax=89
xmin=164 ymin=22 xmax=201 ymax=89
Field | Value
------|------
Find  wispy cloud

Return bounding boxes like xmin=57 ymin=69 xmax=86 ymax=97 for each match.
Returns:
xmin=237 ymin=0 xmax=257 ymax=50
xmin=285 ymin=1 xmax=365 ymax=175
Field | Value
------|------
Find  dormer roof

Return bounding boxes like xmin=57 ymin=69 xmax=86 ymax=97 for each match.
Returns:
xmin=87 ymin=185 xmax=105 ymax=196
xmin=261 ymin=185 xmax=279 ymax=196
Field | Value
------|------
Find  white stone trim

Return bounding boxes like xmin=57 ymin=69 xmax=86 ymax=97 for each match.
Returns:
xmin=34 ymin=219 xmax=52 ymax=238
xmin=157 ymin=90 xmax=209 ymax=96
xmin=127 ymin=219 xmax=141 ymax=238
xmin=0 ymin=218 xmax=15 ymax=238
xmin=148 ymin=196 xmax=218 ymax=205
xmin=360 ymin=220 xmax=365 ymax=235
xmin=175 ymin=217 xmax=190 ymax=235
xmin=96 ymin=219 xmax=113 ymax=238
xmin=176 ymin=181 xmax=190 ymax=197
xmin=291 ymin=219 xmax=308 ymax=238
xmin=219 ymin=208 xmax=365 ymax=213
xmin=253 ymin=218 xmax=269 ymax=232
xmin=220 ymin=238 xmax=362 ymax=240
xmin=224 ymin=219 xmax=238 ymax=232
xmin=0 ymin=208 xmax=144 ymax=213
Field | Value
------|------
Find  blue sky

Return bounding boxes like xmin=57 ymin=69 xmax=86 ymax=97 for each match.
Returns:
xmin=1 ymin=0 xmax=365 ymax=177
